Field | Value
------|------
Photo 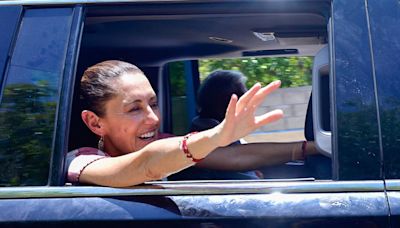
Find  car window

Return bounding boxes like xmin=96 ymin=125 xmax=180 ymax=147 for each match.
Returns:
xmin=168 ymin=61 xmax=200 ymax=135
xmin=76 ymin=2 xmax=332 ymax=183
xmin=331 ymin=0 xmax=381 ymax=180
xmin=168 ymin=56 xmax=313 ymax=142
xmin=167 ymin=56 xmax=334 ymax=180
xmin=0 ymin=6 xmax=22 ymax=88
xmin=0 ymin=8 xmax=75 ymax=186
xmin=366 ymin=0 xmax=400 ymax=179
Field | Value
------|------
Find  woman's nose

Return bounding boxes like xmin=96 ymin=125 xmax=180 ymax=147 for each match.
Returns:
xmin=144 ymin=105 xmax=159 ymax=124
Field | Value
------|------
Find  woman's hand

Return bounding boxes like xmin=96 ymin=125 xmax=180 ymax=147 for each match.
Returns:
xmin=214 ymin=80 xmax=284 ymax=147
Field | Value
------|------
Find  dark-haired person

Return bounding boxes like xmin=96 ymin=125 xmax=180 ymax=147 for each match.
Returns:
xmin=66 ymin=61 xmax=309 ymax=187
xmin=169 ymin=70 xmax=317 ymax=180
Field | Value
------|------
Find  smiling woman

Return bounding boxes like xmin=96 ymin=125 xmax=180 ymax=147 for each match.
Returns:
xmin=80 ymin=61 xmax=162 ymax=156
xmin=66 ymin=60 xmax=286 ymax=187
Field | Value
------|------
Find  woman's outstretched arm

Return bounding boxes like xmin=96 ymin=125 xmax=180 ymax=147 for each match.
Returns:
xmin=78 ymin=81 xmax=283 ymax=187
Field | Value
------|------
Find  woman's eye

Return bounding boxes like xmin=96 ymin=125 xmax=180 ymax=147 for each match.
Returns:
xmin=128 ymin=107 xmax=141 ymax=113
xmin=150 ymin=103 xmax=159 ymax=109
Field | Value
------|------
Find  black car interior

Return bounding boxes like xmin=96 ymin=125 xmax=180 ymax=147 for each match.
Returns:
xmin=69 ymin=0 xmax=332 ymax=180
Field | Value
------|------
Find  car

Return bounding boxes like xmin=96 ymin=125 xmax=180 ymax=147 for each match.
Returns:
xmin=0 ymin=0 xmax=399 ymax=227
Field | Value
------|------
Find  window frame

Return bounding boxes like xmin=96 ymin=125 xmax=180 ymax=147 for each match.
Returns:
xmin=0 ymin=6 xmax=22 ymax=98
xmin=0 ymin=5 xmax=84 ymax=186
xmin=49 ymin=5 xmax=85 ymax=186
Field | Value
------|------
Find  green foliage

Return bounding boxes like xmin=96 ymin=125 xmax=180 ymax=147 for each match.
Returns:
xmin=199 ymin=57 xmax=313 ymax=89
xmin=169 ymin=57 xmax=313 ymax=96
xmin=0 ymin=81 xmax=56 ymax=186
xmin=168 ymin=57 xmax=313 ymax=134
xmin=169 ymin=62 xmax=186 ymax=96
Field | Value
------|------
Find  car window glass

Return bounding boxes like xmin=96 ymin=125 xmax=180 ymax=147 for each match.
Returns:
xmin=169 ymin=62 xmax=190 ymax=135
xmin=0 ymin=6 xmax=22 ymax=87
xmin=0 ymin=8 xmax=74 ymax=186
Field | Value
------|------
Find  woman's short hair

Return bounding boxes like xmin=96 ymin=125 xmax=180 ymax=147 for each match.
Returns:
xmin=80 ymin=60 xmax=144 ymax=116
xmin=197 ymin=70 xmax=247 ymax=122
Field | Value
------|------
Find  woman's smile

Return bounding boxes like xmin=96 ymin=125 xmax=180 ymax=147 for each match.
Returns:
xmin=138 ymin=130 xmax=157 ymax=141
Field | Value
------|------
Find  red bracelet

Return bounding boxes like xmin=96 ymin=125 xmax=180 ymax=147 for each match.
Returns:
xmin=181 ymin=132 xmax=203 ymax=163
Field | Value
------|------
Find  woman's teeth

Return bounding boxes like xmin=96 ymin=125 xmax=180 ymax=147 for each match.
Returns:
xmin=139 ymin=131 xmax=155 ymax=140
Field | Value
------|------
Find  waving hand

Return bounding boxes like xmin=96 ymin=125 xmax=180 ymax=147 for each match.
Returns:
xmin=214 ymin=80 xmax=283 ymax=147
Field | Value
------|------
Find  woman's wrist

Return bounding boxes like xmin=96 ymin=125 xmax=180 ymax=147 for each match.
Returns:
xmin=183 ymin=128 xmax=220 ymax=162
xmin=180 ymin=132 xmax=201 ymax=162
xmin=207 ymin=123 xmax=226 ymax=148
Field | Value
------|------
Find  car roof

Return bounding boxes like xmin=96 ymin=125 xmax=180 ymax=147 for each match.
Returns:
xmin=83 ymin=0 xmax=330 ymax=66
xmin=1 ymin=0 xmax=330 ymax=67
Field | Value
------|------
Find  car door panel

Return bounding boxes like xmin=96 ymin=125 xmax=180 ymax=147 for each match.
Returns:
xmin=0 ymin=181 xmax=390 ymax=227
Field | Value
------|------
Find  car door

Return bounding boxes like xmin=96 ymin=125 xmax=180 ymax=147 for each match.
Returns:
xmin=0 ymin=0 xmax=392 ymax=227
xmin=364 ymin=0 xmax=400 ymax=227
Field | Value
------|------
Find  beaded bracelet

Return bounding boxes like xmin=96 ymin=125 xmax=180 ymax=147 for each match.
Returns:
xmin=181 ymin=132 xmax=203 ymax=163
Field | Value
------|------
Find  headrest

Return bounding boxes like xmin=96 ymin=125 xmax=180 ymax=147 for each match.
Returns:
xmin=190 ymin=116 xmax=220 ymax=132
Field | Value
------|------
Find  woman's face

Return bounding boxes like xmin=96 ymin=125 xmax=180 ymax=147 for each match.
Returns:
xmin=100 ymin=72 xmax=161 ymax=156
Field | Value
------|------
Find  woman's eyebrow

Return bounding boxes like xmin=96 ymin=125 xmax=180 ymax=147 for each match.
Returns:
xmin=123 ymin=95 xmax=156 ymax=106
xmin=122 ymin=99 xmax=141 ymax=106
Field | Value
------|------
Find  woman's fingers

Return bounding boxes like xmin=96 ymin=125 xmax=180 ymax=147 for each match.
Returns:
xmin=225 ymin=94 xmax=238 ymax=122
xmin=255 ymin=109 xmax=284 ymax=127
xmin=216 ymin=94 xmax=238 ymax=147
xmin=219 ymin=80 xmax=283 ymax=147
xmin=248 ymin=80 xmax=281 ymax=110
xmin=236 ymin=83 xmax=261 ymax=113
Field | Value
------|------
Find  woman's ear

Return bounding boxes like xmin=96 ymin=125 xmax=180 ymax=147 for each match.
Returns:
xmin=81 ymin=110 xmax=104 ymax=137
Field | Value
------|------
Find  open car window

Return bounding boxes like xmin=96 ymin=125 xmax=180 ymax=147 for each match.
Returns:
xmin=69 ymin=0 xmax=332 ymax=183
xmin=168 ymin=56 xmax=314 ymax=143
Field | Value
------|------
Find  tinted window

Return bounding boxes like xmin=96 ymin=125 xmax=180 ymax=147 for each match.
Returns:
xmin=332 ymin=0 xmax=381 ymax=179
xmin=367 ymin=0 xmax=400 ymax=179
xmin=0 ymin=6 xmax=22 ymax=85
xmin=169 ymin=61 xmax=190 ymax=135
xmin=0 ymin=8 xmax=74 ymax=186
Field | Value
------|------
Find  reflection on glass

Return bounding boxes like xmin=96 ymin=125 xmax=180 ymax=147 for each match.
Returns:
xmin=0 ymin=71 xmax=58 ymax=186
xmin=0 ymin=8 xmax=72 ymax=186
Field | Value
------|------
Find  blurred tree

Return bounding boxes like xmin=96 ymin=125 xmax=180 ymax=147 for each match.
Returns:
xmin=0 ymin=81 xmax=56 ymax=186
xmin=169 ymin=57 xmax=313 ymax=96
xmin=169 ymin=61 xmax=186 ymax=96
xmin=168 ymin=57 xmax=313 ymax=134
xmin=199 ymin=57 xmax=313 ymax=89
